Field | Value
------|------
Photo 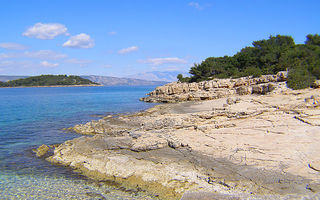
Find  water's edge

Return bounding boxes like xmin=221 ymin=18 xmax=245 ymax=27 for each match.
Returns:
xmin=0 ymin=86 xmax=159 ymax=199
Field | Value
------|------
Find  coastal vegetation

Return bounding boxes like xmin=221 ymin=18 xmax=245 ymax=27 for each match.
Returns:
xmin=178 ymin=34 xmax=320 ymax=89
xmin=0 ymin=75 xmax=98 ymax=87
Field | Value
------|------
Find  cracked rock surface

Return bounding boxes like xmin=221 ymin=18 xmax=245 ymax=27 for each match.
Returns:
xmin=39 ymin=86 xmax=320 ymax=199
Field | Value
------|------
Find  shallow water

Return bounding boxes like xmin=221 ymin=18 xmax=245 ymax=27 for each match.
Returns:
xmin=0 ymin=86 xmax=158 ymax=199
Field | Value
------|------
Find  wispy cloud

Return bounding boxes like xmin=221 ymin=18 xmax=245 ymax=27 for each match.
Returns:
xmin=108 ymin=31 xmax=117 ymax=36
xmin=65 ymin=58 xmax=92 ymax=66
xmin=40 ymin=61 xmax=59 ymax=68
xmin=63 ymin=33 xmax=95 ymax=48
xmin=139 ymin=57 xmax=187 ymax=66
xmin=0 ymin=60 xmax=15 ymax=67
xmin=0 ymin=50 xmax=67 ymax=60
xmin=0 ymin=60 xmax=33 ymax=68
xmin=0 ymin=43 xmax=27 ymax=50
xmin=188 ymin=2 xmax=204 ymax=10
xmin=23 ymin=23 xmax=69 ymax=40
xmin=118 ymin=46 xmax=139 ymax=54
xmin=101 ymin=64 xmax=112 ymax=68
xmin=0 ymin=53 xmax=11 ymax=59
xmin=24 ymin=50 xmax=67 ymax=60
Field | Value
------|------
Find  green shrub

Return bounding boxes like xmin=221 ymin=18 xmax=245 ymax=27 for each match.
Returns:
xmin=286 ymin=68 xmax=316 ymax=90
xmin=243 ymin=67 xmax=262 ymax=77
xmin=177 ymin=74 xmax=191 ymax=82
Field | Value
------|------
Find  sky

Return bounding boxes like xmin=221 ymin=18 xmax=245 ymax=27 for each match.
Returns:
xmin=0 ymin=0 xmax=319 ymax=78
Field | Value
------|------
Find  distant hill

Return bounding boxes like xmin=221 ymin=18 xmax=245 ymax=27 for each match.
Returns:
xmin=127 ymin=71 xmax=189 ymax=82
xmin=0 ymin=75 xmax=98 ymax=87
xmin=81 ymin=75 xmax=168 ymax=86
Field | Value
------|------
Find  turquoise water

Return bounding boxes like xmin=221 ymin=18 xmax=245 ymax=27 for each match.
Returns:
xmin=0 ymin=86 xmax=158 ymax=199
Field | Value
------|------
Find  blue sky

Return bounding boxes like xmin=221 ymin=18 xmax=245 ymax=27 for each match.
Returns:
xmin=0 ymin=0 xmax=319 ymax=77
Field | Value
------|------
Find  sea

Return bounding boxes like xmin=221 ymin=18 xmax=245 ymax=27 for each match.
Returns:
xmin=0 ymin=86 xmax=159 ymax=200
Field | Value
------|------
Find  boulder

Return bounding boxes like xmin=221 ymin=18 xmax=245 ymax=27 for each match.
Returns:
xmin=313 ymin=80 xmax=320 ymax=88
xmin=236 ymin=86 xmax=252 ymax=95
xmin=252 ymin=83 xmax=275 ymax=95
xmin=234 ymin=78 xmax=249 ymax=87
xmin=276 ymin=71 xmax=288 ymax=81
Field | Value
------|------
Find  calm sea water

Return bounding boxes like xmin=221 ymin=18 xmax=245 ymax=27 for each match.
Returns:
xmin=0 ymin=86 xmax=158 ymax=199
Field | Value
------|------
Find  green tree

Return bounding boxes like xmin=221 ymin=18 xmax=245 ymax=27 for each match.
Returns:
xmin=252 ymin=35 xmax=295 ymax=73
xmin=177 ymin=74 xmax=190 ymax=82
xmin=305 ymin=34 xmax=320 ymax=46
xmin=235 ymin=47 xmax=259 ymax=71
xmin=182 ymin=34 xmax=318 ymax=90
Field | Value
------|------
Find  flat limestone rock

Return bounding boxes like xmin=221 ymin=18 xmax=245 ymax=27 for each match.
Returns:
xmin=44 ymin=86 xmax=320 ymax=199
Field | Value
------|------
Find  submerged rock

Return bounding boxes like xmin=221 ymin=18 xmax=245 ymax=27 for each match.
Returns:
xmin=33 ymin=144 xmax=50 ymax=158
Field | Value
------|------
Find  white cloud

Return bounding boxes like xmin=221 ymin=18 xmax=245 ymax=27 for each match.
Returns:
xmin=23 ymin=23 xmax=69 ymax=39
xmin=108 ymin=31 xmax=117 ymax=35
xmin=63 ymin=33 xmax=95 ymax=48
xmin=139 ymin=57 xmax=187 ymax=66
xmin=0 ymin=43 xmax=27 ymax=50
xmin=188 ymin=2 xmax=203 ymax=10
xmin=118 ymin=46 xmax=139 ymax=54
xmin=40 ymin=61 xmax=59 ymax=68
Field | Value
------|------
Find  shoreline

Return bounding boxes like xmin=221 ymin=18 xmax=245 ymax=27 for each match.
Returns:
xmin=0 ymin=84 xmax=103 ymax=88
xmin=36 ymin=84 xmax=320 ymax=199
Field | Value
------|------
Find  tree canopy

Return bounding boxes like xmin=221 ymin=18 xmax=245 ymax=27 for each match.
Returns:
xmin=177 ymin=34 xmax=320 ymax=89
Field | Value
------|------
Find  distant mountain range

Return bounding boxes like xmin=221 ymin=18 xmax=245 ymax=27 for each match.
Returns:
xmin=127 ymin=71 xmax=189 ymax=82
xmin=0 ymin=75 xmax=168 ymax=86
xmin=81 ymin=75 xmax=168 ymax=86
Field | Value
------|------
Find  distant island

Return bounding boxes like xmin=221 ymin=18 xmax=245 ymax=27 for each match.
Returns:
xmin=0 ymin=75 xmax=99 ymax=87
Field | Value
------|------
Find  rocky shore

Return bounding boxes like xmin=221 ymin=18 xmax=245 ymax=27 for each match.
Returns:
xmin=35 ymin=75 xmax=320 ymax=199
xmin=140 ymin=71 xmax=288 ymax=103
